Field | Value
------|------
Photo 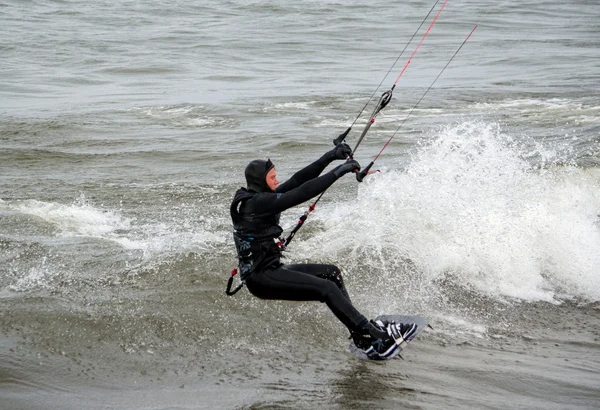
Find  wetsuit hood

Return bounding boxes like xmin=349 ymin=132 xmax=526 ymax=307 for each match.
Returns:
xmin=245 ymin=159 xmax=275 ymax=193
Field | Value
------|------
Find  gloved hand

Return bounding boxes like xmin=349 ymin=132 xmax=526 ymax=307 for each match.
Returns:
xmin=327 ymin=142 xmax=352 ymax=161
xmin=332 ymin=159 xmax=361 ymax=178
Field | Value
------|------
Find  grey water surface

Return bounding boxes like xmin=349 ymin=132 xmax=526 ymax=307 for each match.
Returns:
xmin=1 ymin=1 xmax=600 ymax=409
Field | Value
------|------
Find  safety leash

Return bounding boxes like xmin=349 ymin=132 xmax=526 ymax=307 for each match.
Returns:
xmin=225 ymin=268 xmax=245 ymax=295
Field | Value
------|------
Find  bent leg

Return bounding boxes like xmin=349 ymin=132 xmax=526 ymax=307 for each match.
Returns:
xmin=246 ymin=264 xmax=367 ymax=332
xmin=285 ymin=263 xmax=351 ymax=301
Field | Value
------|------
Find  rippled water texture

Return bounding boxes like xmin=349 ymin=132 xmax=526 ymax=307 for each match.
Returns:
xmin=1 ymin=0 xmax=600 ymax=409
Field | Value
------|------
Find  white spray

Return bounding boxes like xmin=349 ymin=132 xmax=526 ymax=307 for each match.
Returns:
xmin=300 ymin=121 xmax=600 ymax=304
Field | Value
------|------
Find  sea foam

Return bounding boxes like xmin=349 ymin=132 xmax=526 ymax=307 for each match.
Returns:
xmin=303 ymin=120 xmax=600 ymax=303
xmin=10 ymin=194 xmax=131 ymax=239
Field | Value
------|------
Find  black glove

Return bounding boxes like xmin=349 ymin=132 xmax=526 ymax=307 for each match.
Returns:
xmin=332 ymin=159 xmax=361 ymax=178
xmin=327 ymin=143 xmax=352 ymax=161
xmin=333 ymin=126 xmax=351 ymax=146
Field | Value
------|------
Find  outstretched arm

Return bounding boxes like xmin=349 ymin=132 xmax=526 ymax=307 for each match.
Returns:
xmin=275 ymin=154 xmax=331 ymax=194
xmin=253 ymin=160 xmax=360 ymax=215
xmin=276 ymin=143 xmax=352 ymax=193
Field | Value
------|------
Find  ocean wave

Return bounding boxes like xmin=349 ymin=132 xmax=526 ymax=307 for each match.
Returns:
xmin=128 ymin=104 xmax=238 ymax=128
xmin=472 ymin=97 xmax=600 ymax=126
xmin=4 ymin=194 xmax=132 ymax=239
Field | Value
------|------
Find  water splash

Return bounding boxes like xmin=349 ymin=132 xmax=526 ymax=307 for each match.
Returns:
xmin=6 ymin=257 xmax=54 ymax=292
xmin=9 ymin=193 xmax=131 ymax=239
xmin=302 ymin=120 xmax=600 ymax=304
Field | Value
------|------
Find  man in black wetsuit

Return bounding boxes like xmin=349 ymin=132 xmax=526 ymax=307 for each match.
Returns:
xmin=230 ymin=142 xmax=417 ymax=360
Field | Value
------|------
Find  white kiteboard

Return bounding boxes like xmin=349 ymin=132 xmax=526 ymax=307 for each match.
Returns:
xmin=349 ymin=314 xmax=428 ymax=361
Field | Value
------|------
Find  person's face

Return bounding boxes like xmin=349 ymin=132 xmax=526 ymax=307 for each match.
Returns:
xmin=266 ymin=168 xmax=279 ymax=191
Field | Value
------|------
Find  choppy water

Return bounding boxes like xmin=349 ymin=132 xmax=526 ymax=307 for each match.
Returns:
xmin=1 ymin=0 xmax=600 ymax=409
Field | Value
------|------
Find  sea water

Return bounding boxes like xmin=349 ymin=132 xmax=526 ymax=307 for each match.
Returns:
xmin=1 ymin=1 xmax=599 ymax=409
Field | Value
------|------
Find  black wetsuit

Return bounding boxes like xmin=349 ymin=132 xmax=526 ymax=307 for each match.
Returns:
xmin=230 ymin=154 xmax=369 ymax=333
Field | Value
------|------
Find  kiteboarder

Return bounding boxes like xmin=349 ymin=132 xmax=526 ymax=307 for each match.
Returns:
xmin=230 ymin=143 xmax=417 ymax=359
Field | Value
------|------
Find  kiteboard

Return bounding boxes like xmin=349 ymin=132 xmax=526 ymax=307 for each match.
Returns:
xmin=349 ymin=314 xmax=428 ymax=361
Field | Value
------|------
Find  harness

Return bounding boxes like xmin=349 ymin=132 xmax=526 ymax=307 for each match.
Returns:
xmin=226 ymin=188 xmax=284 ymax=295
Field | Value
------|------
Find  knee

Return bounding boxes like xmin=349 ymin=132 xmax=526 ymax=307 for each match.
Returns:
xmin=321 ymin=280 xmax=342 ymax=301
xmin=325 ymin=265 xmax=344 ymax=286
xmin=326 ymin=264 xmax=342 ymax=276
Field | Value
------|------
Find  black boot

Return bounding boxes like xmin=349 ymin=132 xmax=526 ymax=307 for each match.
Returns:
xmin=350 ymin=320 xmax=388 ymax=352
xmin=352 ymin=319 xmax=418 ymax=359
